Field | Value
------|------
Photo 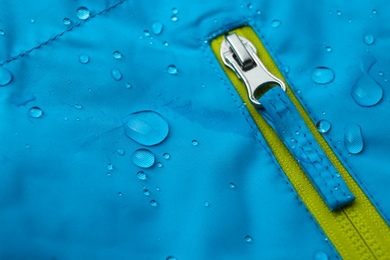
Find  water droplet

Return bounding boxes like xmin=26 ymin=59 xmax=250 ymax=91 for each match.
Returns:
xmin=379 ymin=71 xmax=384 ymax=76
xmin=0 ymin=67 xmax=13 ymax=86
xmin=137 ymin=171 xmax=148 ymax=181
xmin=25 ymin=144 xmax=31 ymax=149
xmin=78 ymin=54 xmax=90 ymax=64
xmin=325 ymin=46 xmax=332 ymax=52
xmin=163 ymin=41 xmax=169 ymax=46
xmin=28 ymin=107 xmax=43 ymax=118
xmin=152 ymin=22 xmax=163 ymax=35
xmin=363 ymin=33 xmax=375 ymax=45
xmin=282 ymin=65 xmax=290 ymax=74
xmin=203 ymin=201 xmax=210 ymax=207
xmin=76 ymin=6 xmax=90 ymax=20
xmin=171 ymin=15 xmax=178 ymax=22
xmin=171 ymin=8 xmax=178 ymax=14
xmin=313 ymin=250 xmax=329 ymax=260
xmin=63 ymin=18 xmax=71 ymax=26
xmin=247 ymin=4 xmax=253 ymax=9
xmin=156 ymin=187 xmax=161 ymax=191
xmin=311 ymin=67 xmax=335 ymax=84
xmin=0 ymin=30 xmax=5 ymax=36
xmin=295 ymin=131 xmax=300 ymax=135
xmin=256 ymin=10 xmax=261 ymax=15
xmin=74 ymin=104 xmax=83 ymax=110
xmin=111 ymin=67 xmax=123 ymax=81
xmin=116 ymin=148 xmax=125 ymax=156
xmin=143 ymin=30 xmax=151 ymax=37
xmin=143 ymin=188 xmax=150 ymax=196
xmin=229 ymin=182 xmax=236 ymax=189
xmin=213 ymin=19 xmax=218 ymax=23
xmin=344 ymin=123 xmax=364 ymax=154
xmin=123 ymin=110 xmax=169 ymax=146
xmin=157 ymin=162 xmax=163 ymax=168
xmin=113 ymin=50 xmax=122 ymax=59
xmin=166 ymin=256 xmax=177 ymax=260
xmin=117 ymin=192 xmax=122 ymax=196
xmin=245 ymin=235 xmax=253 ymax=243
xmin=107 ymin=163 xmax=113 ymax=171
xmin=351 ymin=73 xmax=383 ymax=107
xmin=335 ymin=173 xmax=341 ymax=178
xmin=372 ymin=9 xmax=377 ymax=14
xmin=201 ymin=83 xmax=206 ymax=88
xmin=316 ymin=120 xmax=331 ymax=134
xmin=167 ymin=64 xmax=178 ymax=75
xmin=132 ymin=149 xmax=156 ymax=168
xmin=30 ymin=19 xmax=35 ymax=24
xmin=163 ymin=153 xmax=170 ymax=160
xmin=150 ymin=200 xmax=158 ymax=207
xmin=336 ymin=10 xmax=342 ymax=16
xmin=192 ymin=140 xmax=199 ymax=146
xmin=271 ymin=20 xmax=281 ymax=28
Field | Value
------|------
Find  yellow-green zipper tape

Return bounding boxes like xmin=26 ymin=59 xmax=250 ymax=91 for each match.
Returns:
xmin=211 ymin=26 xmax=390 ymax=259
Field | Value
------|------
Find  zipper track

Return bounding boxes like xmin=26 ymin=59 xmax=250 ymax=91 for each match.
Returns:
xmin=211 ymin=26 xmax=390 ymax=259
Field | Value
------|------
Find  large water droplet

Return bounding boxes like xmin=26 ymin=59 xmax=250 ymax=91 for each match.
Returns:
xmin=344 ymin=123 xmax=364 ymax=154
xmin=363 ymin=33 xmax=375 ymax=45
xmin=152 ymin=22 xmax=163 ymax=35
xmin=78 ymin=54 xmax=90 ymax=64
xmin=113 ymin=50 xmax=123 ymax=59
xmin=313 ymin=250 xmax=329 ymax=260
xmin=245 ymin=235 xmax=253 ymax=243
xmin=311 ymin=67 xmax=335 ymax=84
xmin=132 ymin=149 xmax=156 ymax=168
xmin=166 ymin=64 xmax=178 ymax=75
xmin=271 ymin=20 xmax=281 ymax=28
xmin=150 ymin=200 xmax=158 ymax=207
xmin=137 ymin=171 xmax=148 ymax=181
xmin=111 ymin=67 xmax=123 ymax=81
xmin=77 ymin=7 xmax=90 ymax=20
xmin=29 ymin=107 xmax=43 ymax=118
xmin=351 ymin=73 xmax=383 ymax=107
xmin=316 ymin=120 xmax=331 ymax=133
xmin=123 ymin=111 xmax=169 ymax=146
xmin=0 ymin=67 xmax=13 ymax=86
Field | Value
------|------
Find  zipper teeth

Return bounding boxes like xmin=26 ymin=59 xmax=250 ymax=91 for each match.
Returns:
xmin=211 ymin=26 xmax=390 ymax=259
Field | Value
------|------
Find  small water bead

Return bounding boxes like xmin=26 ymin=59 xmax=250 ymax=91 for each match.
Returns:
xmin=143 ymin=188 xmax=150 ymax=196
xmin=0 ymin=30 xmax=4 ymax=36
xmin=125 ymin=82 xmax=132 ymax=89
xmin=111 ymin=67 xmax=123 ymax=81
xmin=171 ymin=15 xmax=178 ymax=22
xmin=163 ymin=41 xmax=169 ymax=47
xmin=107 ymin=163 xmax=113 ymax=171
xmin=344 ymin=123 xmax=364 ymax=154
xmin=30 ymin=19 xmax=35 ymax=24
xmin=137 ymin=171 xmax=148 ymax=181
xmin=150 ymin=200 xmax=158 ymax=207
xmin=0 ymin=67 xmax=13 ymax=86
xmin=63 ymin=18 xmax=71 ymax=26
xmin=372 ymin=9 xmax=377 ymax=14
xmin=313 ymin=250 xmax=329 ymax=260
xmin=311 ymin=67 xmax=335 ymax=84
xmin=157 ymin=162 xmax=163 ymax=168
xmin=379 ymin=71 xmax=384 ymax=76
xmin=229 ymin=182 xmax=236 ymax=189
xmin=143 ymin=30 xmax=151 ymax=37
xmin=29 ymin=107 xmax=43 ymax=118
xmin=363 ymin=33 xmax=375 ymax=45
xmin=282 ymin=65 xmax=290 ymax=74
xmin=192 ymin=140 xmax=199 ymax=146
xmin=336 ymin=10 xmax=342 ymax=16
xmin=132 ymin=149 xmax=156 ymax=168
xmin=295 ymin=131 xmax=300 ymax=135
xmin=74 ymin=104 xmax=83 ymax=110
xmin=247 ymin=4 xmax=253 ymax=9
xmin=271 ymin=20 xmax=281 ymax=28
xmin=123 ymin=110 xmax=169 ymax=146
xmin=166 ymin=256 xmax=177 ymax=260
xmin=167 ymin=64 xmax=178 ymax=75
xmin=316 ymin=120 xmax=331 ymax=134
xmin=117 ymin=192 xmax=123 ymax=196
xmin=78 ymin=54 xmax=90 ymax=64
xmin=325 ymin=46 xmax=332 ymax=52
xmin=256 ymin=10 xmax=261 ymax=15
xmin=203 ymin=201 xmax=210 ymax=207
xmin=113 ymin=50 xmax=123 ymax=59
xmin=76 ymin=6 xmax=90 ymax=20
xmin=116 ymin=148 xmax=125 ymax=156
xmin=152 ymin=22 xmax=163 ymax=35
xmin=171 ymin=8 xmax=178 ymax=14
xmin=245 ymin=235 xmax=253 ymax=243
xmin=163 ymin=153 xmax=170 ymax=160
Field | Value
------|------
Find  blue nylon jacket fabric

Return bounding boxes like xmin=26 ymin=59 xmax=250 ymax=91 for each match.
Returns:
xmin=1 ymin=0 xmax=389 ymax=259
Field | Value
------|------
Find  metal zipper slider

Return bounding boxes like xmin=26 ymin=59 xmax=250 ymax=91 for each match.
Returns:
xmin=220 ymin=33 xmax=286 ymax=107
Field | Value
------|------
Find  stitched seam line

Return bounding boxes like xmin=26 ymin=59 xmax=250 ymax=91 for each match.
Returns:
xmin=0 ymin=0 xmax=127 ymax=66
xmin=200 ymin=22 xmax=339 ymax=259
xmin=250 ymin=21 xmax=390 ymax=223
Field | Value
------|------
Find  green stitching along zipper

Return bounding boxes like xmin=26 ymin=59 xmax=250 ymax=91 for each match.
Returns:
xmin=210 ymin=26 xmax=390 ymax=259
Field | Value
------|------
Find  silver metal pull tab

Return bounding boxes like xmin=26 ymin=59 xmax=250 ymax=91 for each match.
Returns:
xmin=220 ymin=33 xmax=286 ymax=107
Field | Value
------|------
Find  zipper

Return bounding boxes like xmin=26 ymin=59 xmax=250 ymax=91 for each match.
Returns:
xmin=210 ymin=26 xmax=390 ymax=259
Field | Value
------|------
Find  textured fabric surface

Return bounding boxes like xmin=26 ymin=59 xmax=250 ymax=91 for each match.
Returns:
xmin=1 ymin=0 xmax=389 ymax=259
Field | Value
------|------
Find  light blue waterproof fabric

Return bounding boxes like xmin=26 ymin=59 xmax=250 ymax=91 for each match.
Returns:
xmin=0 ymin=0 xmax=388 ymax=259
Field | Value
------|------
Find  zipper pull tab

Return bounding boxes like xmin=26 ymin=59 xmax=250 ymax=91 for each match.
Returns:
xmin=220 ymin=33 xmax=286 ymax=107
